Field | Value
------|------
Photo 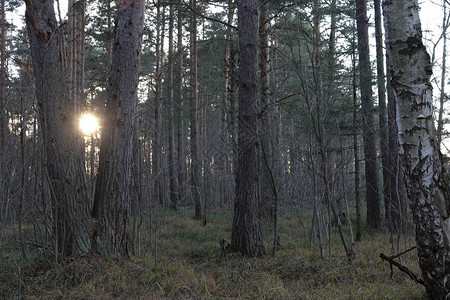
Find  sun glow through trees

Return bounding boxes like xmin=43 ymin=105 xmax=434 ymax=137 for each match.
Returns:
xmin=80 ymin=113 xmax=99 ymax=135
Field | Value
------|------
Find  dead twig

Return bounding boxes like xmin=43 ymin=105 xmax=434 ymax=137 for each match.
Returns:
xmin=379 ymin=247 xmax=424 ymax=286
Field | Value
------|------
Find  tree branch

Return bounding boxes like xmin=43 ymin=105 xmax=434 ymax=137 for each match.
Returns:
xmin=379 ymin=249 xmax=424 ymax=286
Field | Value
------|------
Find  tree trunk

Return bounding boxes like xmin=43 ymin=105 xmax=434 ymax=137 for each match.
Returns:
xmin=168 ymin=3 xmax=177 ymax=210
xmin=383 ymin=0 xmax=450 ymax=298
xmin=220 ymin=0 xmax=235 ymax=208
xmin=374 ymin=0 xmax=389 ymax=221
xmin=175 ymin=0 xmax=186 ymax=211
xmin=259 ymin=1 xmax=274 ymax=221
xmin=386 ymin=58 xmax=402 ymax=235
xmin=351 ymin=15 xmax=362 ymax=241
xmin=437 ymin=0 xmax=448 ymax=146
xmin=190 ymin=0 xmax=202 ymax=219
xmin=91 ymin=0 xmax=145 ymax=257
xmin=67 ymin=0 xmax=85 ymax=113
xmin=25 ymin=0 xmax=90 ymax=258
xmin=231 ymin=0 xmax=266 ymax=257
xmin=355 ymin=0 xmax=381 ymax=228
xmin=0 ymin=0 xmax=5 ymax=155
xmin=153 ymin=1 xmax=163 ymax=207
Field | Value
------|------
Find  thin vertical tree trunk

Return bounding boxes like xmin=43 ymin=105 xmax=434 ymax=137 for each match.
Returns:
xmin=351 ymin=16 xmax=362 ymax=241
xmin=67 ymin=0 xmax=85 ymax=113
xmin=175 ymin=0 xmax=186 ymax=211
xmin=106 ymin=0 xmax=113 ymax=67
xmin=168 ymin=3 xmax=177 ymax=210
xmin=190 ymin=0 xmax=202 ymax=219
xmin=355 ymin=0 xmax=381 ymax=228
xmin=326 ymin=0 xmax=336 ymax=99
xmin=231 ymin=0 xmax=266 ymax=257
xmin=384 ymin=0 xmax=450 ymax=297
xmin=153 ymin=1 xmax=163 ymax=207
xmin=91 ymin=0 xmax=145 ymax=257
xmin=259 ymin=1 xmax=273 ymax=220
xmin=229 ymin=48 xmax=239 ymax=176
xmin=0 ymin=0 xmax=5 ymax=154
xmin=386 ymin=57 xmax=402 ymax=236
xmin=438 ymin=0 xmax=448 ymax=146
xmin=374 ymin=0 xmax=389 ymax=221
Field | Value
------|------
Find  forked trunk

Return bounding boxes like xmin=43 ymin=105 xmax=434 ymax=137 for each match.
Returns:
xmin=91 ymin=0 xmax=145 ymax=257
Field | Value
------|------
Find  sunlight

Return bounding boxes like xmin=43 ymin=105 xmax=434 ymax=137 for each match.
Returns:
xmin=80 ymin=113 xmax=99 ymax=135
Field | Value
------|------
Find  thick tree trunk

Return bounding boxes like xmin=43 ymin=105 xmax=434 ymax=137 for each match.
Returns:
xmin=231 ymin=0 xmax=266 ymax=257
xmin=91 ymin=0 xmax=145 ymax=257
xmin=383 ymin=1 xmax=450 ymax=298
xmin=190 ymin=0 xmax=202 ymax=219
xmin=355 ymin=0 xmax=381 ymax=228
xmin=25 ymin=0 xmax=90 ymax=258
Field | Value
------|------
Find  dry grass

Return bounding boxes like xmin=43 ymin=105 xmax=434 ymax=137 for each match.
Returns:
xmin=1 ymin=210 xmax=425 ymax=299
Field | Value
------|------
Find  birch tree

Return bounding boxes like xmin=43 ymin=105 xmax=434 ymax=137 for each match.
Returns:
xmin=384 ymin=0 xmax=450 ymax=297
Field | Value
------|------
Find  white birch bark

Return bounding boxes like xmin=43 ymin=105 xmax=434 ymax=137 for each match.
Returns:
xmin=383 ymin=1 xmax=450 ymax=298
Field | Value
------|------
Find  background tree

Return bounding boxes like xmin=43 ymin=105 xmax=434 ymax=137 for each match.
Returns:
xmin=190 ymin=0 xmax=202 ymax=220
xmin=0 ymin=0 xmax=5 ymax=154
xmin=374 ymin=0 xmax=389 ymax=220
xmin=355 ymin=0 xmax=381 ymax=228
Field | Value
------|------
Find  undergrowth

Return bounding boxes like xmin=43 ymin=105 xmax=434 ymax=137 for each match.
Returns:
xmin=0 ymin=210 xmax=426 ymax=299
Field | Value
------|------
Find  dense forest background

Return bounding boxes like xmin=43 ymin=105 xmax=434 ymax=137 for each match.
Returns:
xmin=1 ymin=0 xmax=450 ymax=298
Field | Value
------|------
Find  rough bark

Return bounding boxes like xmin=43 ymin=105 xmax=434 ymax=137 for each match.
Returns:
xmin=91 ymin=0 xmax=145 ymax=257
xmin=231 ymin=0 xmax=266 ymax=257
xmin=25 ymin=0 xmax=90 ymax=257
xmin=355 ymin=0 xmax=381 ymax=228
xmin=383 ymin=0 xmax=450 ymax=298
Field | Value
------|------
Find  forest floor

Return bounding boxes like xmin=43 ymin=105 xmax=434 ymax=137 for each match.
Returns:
xmin=1 ymin=210 xmax=425 ymax=299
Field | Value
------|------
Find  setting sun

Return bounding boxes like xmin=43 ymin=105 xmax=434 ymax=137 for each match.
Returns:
xmin=80 ymin=113 xmax=99 ymax=135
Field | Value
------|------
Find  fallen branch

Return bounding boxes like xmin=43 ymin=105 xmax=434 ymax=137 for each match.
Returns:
xmin=379 ymin=247 xmax=424 ymax=286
